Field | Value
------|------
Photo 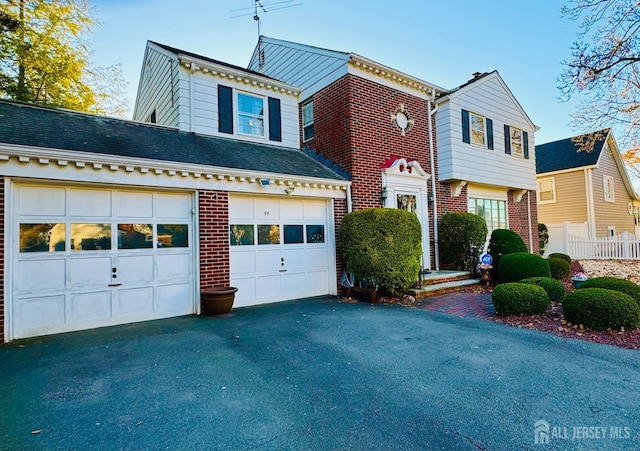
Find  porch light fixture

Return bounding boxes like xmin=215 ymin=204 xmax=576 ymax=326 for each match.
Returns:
xmin=284 ymin=187 xmax=295 ymax=196
xmin=427 ymin=192 xmax=434 ymax=204
xmin=380 ymin=186 xmax=388 ymax=206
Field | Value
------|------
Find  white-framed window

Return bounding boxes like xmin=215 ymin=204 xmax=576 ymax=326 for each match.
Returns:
xmin=510 ymin=127 xmax=524 ymax=157
xmin=237 ymin=92 xmax=265 ymax=137
xmin=468 ymin=198 xmax=508 ymax=233
xmin=470 ymin=112 xmax=486 ymax=147
xmin=537 ymin=177 xmax=556 ymax=204
xmin=607 ymin=226 xmax=616 ymax=237
xmin=302 ymin=101 xmax=314 ymax=142
xmin=603 ymin=175 xmax=615 ymax=202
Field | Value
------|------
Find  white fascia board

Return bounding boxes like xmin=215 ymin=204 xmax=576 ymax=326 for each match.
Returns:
xmin=178 ymin=54 xmax=300 ymax=96
xmin=536 ymin=165 xmax=598 ymax=178
xmin=0 ymin=143 xmax=350 ymax=196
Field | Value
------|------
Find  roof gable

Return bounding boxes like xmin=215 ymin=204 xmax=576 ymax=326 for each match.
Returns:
xmin=436 ymin=71 xmax=537 ymax=130
xmin=0 ymin=101 xmax=345 ymax=181
xmin=535 ymin=130 xmax=608 ymax=174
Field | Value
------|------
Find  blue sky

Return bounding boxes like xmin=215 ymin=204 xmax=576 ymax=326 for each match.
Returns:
xmin=90 ymin=0 xmax=583 ymax=145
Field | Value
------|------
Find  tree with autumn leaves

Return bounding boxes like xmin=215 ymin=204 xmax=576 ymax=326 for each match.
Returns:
xmin=560 ymin=0 xmax=640 ymax=178
xmin=0 ymin=0 xmax=127 ymax=116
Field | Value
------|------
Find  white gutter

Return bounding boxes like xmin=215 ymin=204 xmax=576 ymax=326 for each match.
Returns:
xmin=428 ymin=89 xmax=439 ymax=270
xmin=527 ymin=190 xmax=533 ymax=251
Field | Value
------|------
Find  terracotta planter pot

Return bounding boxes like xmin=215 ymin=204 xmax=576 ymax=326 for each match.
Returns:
xmin=347 ymin=286 xmax=380 ymax=303
xmin=201 ymin=287 xmax=238 ymax=317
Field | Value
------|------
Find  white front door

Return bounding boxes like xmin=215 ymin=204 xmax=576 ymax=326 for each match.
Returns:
xmin=10 ymin=184 xmax=196 ymax=340
xmin=229 ymin=196 xmax=334 ymax=307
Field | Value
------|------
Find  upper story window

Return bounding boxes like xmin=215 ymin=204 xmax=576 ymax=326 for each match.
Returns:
xmin=237 ymin=92 xmax=264 ymax=137
xmin=302 ymin=101 xmax=314 ymax=141
xmin=146 ymin=109 xmax=156 ymax=124
xmin=461 ymin=109 xmax=493 ymax=149
xmin=537 ymin=177 xmax=556 ymax=204
xmin=504 ymin=125 xmax=529 ymax=159
xmin=603 ymin=175 xmax=615 ymax=202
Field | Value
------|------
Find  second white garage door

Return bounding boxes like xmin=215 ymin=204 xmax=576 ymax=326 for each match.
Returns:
xmin=229 ymin=196 xmax=334 ymax=307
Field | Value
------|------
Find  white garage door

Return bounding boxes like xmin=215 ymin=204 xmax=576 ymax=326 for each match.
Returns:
xmin=230 ymin=196 xmax=333 ymax=307
xmin=10 ymin=184 xmax=196 ymax=340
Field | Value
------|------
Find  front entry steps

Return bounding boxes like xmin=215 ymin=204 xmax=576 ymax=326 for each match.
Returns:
xmin=408 ymin=270 xmax=481 ymax=299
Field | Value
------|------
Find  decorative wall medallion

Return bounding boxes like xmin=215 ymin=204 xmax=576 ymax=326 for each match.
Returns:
xmin=391 ymin=104 xmax=415 ymax=136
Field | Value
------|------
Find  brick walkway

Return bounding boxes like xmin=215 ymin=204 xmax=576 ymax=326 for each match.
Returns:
xmin=415 ymin=291 xmax=495 ymax=319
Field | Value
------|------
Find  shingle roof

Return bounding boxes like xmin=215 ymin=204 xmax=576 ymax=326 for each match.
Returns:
xmin=0 ymin=101 xmax=346 ymax=181
xmin=535 ymin=130 xmax=609 ymax=174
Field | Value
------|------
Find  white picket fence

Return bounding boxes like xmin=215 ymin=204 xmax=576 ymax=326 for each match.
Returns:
xmin=567 ymin=232 xmax=640 ymax=260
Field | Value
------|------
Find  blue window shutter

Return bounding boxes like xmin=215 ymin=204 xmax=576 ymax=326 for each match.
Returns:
xmin=268 ymin=97 xmax=282 ymax=142
xmin=461 ymin=109 xmax=470 ymax=144
xmin=523 ymin=130 xmax=529 ymax=159
xmin=487 ymin=118 xmax=494 ymax=150
xmin=218 ymin=85 xmax=233 ymax=134
xmin=504 ymin=124 xmax=511 ymax=155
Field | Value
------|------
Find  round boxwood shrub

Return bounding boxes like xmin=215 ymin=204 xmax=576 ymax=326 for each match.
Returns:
xmin=547 ymin=257 xmax=571 ymax=280
xmin=488 ymin=229 xmax=528 ymax=271
xmin=519 ymin=277 xmax=565 ymax=302
xmin=548 ymin=252 xmax=571 ymax=264
xmin=562 ymin=288 xmax=640 ymax=331
xmin=579 ymin=277 xmax=640 ymax=308
xmin=497 ymin=252 xmax=551 ymax=283
xmin=492 ymin=283 xmax=550 ymax=315
xmin=338 ymin=208 xmax=422 ymax=296
xmin=439 ymin=212 xmax=487 ymax=272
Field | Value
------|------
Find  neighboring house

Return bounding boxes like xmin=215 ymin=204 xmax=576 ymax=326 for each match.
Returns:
xmin=0 ymin=42 xmax=349 ymax=343
xmin=247 ymin=36 xmax=539 ymax=268
xmin=535 ymin=129 xmax=639 ymax=254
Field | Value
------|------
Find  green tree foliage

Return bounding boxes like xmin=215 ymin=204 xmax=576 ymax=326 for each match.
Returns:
xmin=438 ymin=212 xmax=487 ymax=271
xmin=559 ymin=0 xmax=640 ymax=175
xmin=337 ymin=208 xmax=422 ymax=296
xmin=0 ymin=0 xmax=127 ymax=115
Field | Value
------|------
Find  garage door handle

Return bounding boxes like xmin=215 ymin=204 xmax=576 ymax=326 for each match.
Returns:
xmin=279 ymin=269 xmax=287 ymax=273
xmin=108 ymin=283 xmax=122 ymax=287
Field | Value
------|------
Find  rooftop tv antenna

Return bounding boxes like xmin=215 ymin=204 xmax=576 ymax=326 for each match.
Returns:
xmin=230 ymin=0 xmax=301 ymax=41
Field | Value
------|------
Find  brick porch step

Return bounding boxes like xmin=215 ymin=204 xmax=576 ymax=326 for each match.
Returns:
xmin=408 ymin=278 xmax=482 ymax=299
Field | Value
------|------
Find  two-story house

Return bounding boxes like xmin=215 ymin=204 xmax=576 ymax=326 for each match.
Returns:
xmin=536 ymin=129 xmax=639 ymax=255
xmin=0 ymin=41 xmax=349 ymax=343
xmin=247 ymin=37 xmax=539 ymax=267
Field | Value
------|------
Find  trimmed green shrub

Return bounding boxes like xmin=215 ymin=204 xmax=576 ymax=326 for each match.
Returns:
xmin=547 ymin=257 xmax=571 ymax=280
xmin=497 ymin=252 xmax=551 ymax=283
xmin=538 ymin=223 xmax=549 ymax=256
xmin=579 ymin=277 xmax=640 ymax=308
xmin=488 ymin=229 xmax=528 ymax=272
xmin=439 ymin=212 xmax=487 ymax=272
xmin=562 ymin=288 xmax=640 ymax=331
xmin=338 ymin=208 xmax=422 ymax=296
xmin=520 ymin=277 xmax=565 ymax=302
xmin=492 ymin=283 xmax=550 ymax=315
xmin=548 ymin=253 xmax=571 ymax=265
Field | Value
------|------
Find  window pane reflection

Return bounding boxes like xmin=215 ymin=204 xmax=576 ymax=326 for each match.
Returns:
xmin=306 ymin=225 xmax=325 ymax=244
xmin=20 ymin=223 xmax=65 ymax=252
xmin=71 ymin=223 xmax=111 ymax=251
xmin=118 ymin=223 xmax=153 ymax=249
xmin=230 ymin=225 xmax=254 ymax=246
xmin=284 ymin=225 xmax=303 ymax=244
xmin=157 ymin=224 xmax=189 ymax=248
xmin=258 ymin=225 xmax=280 ymax=245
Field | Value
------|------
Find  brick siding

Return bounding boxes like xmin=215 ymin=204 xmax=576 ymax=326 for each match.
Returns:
xmin=508 ymin=190 xmax=539 ymax=254
xmin=199 ymin=190 xmax=230 ymax=290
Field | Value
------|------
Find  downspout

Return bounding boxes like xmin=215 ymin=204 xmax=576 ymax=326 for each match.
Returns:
xmin=585 ymin=168 xmax=596 ymax=238
xmin=347 ymin=184 xmax=353 ymax=213
xmin=427 ymin=89 xmax=439 ymax=270
xmin=189 ymin=62 xmax=196 ymax=132
xmin=527 ymin=190 xmax=533 ymax=251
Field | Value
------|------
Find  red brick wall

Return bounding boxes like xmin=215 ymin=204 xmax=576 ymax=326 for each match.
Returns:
xmin=333 ymin=197 xmax=348 ymax=294
xmin=199 ymin=191 xmax=230 ymax=289
xmin=508 ymin=190 xmax=539 ymax=254
xmin=0 ymin=178 xmax=4 ymax=343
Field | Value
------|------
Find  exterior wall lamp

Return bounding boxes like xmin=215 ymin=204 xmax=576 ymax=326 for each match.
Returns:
xmin=427 ymin=192 xmax=434 ymax=204
xmin=380 ymin=186 xmax=388 ymax=206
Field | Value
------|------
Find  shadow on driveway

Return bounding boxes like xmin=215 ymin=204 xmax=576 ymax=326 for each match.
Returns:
xmin=1 ymin=296 xmax=639 ymax=450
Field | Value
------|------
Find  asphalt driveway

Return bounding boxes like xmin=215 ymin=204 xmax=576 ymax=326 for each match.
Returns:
xmin=1 ymin=296 xmax=639 ymax=450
